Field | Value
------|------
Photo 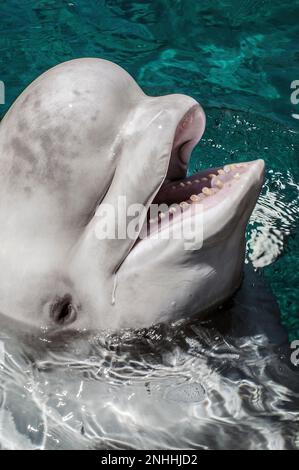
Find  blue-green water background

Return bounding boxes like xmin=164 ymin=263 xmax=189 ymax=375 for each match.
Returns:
xmin=0 ymin=0 xmax=298 ymax=338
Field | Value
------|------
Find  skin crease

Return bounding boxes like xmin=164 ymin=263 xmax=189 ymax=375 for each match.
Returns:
xmin=0 ymin=58 xmax=264 ymax=333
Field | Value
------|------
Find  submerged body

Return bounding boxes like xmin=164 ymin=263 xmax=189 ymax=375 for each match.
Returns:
xmin=0 ymin=58 xmax=264 ymax=333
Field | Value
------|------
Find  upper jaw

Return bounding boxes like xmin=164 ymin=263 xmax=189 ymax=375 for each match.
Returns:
xmin=166 ymin=104 xmax=206 ymax=180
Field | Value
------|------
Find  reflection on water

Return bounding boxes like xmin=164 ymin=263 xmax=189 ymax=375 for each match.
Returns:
xmin=0 ymin=265 xmax=298 ymax=450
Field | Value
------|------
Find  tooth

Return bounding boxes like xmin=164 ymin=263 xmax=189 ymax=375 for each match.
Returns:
xmin=159 ymin=212 xmax=166 ymax=219
xmin=233 ymin=173 xmax=240 ymax=179
xmin=180 ymin=201 xmax=189 ymax=209
xmin=215 ymin=179 xmax=223 ymax=188
xmin=190 ymin=194 xmax=200 ymax=202
xmin=231 ymin=164 xmax=236 ymax=170
xmin=208 ymin=173 xmax=216 ymax=179
xmin=187 ymin=181 xmax=192 ymax=185
xmin=194 ymin=179 xmax=200 ymax=183
xmin=202 ymin=187 xmax=212 ymax=196
xmin=224 ymin=165 xmax=231 ymax=173
xmin=201 ymin=177 xmax=208 ymax=182
xmin=149 ymin=218 xmax=155 ymax=224
xmin=218 ymin=169 xmax=225 ymax=175
xmin=180 ymin=182 xmax=185 ymax=187
xmin=169 ymin=207 xmax=177 ymax=214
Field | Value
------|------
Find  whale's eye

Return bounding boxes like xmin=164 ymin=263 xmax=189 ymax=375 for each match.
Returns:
xmin=50 ymin=295 xmax=77 ymax=326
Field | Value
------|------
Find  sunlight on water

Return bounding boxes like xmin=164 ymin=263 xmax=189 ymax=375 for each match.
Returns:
xmin=0 ymin=283 xmax=298 ymax=450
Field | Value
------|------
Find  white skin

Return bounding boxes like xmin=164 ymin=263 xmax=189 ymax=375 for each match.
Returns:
xmin=0 ymin=58 xmax=264 ymax=333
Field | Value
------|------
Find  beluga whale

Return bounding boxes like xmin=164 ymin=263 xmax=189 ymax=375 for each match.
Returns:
xmin=0 ymin=58 xmax=264 ymax=333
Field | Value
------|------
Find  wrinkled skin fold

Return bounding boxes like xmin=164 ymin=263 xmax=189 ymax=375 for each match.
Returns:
xmin=0 ymin=58 xmax=264 ymax=333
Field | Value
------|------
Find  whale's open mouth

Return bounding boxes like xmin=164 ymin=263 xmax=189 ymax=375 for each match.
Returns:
xmin=141 ymin=105 xmax=265 ymax=239
xmin=152 ymin=163 xmax=250 ymax=216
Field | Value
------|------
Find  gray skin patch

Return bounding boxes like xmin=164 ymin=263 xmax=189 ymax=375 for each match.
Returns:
xmin=41 ymin=150 xmax=72 ymax=191
xmin=10 ymin=137 xmax=37 ymax=166
xmin=53 ymin=126 xmax=66 ymax=140
xmin=37 ymin=127 xmax=79 ymax=163
xmin=34 ymin=99 xmax=41 ymax=109
xmin=40 ymin=133 xmax=54 ymax=154
xmin=17 ymin=120 xmax=29 ymax=132
xmin=7 ymin=126 xmax=73 ymax=193
xmin=23 ymin=186 xmax=32 ymax=197
xmin=21 ymin=93 xmax=31 ymax=106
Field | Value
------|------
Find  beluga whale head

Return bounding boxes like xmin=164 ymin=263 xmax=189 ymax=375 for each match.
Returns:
xmin=0 ymin=58 xmax=264 ymax=334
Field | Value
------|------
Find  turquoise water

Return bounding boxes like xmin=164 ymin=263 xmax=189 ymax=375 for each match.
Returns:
xmin=0 ymin=0 xmax=298 ymax=450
